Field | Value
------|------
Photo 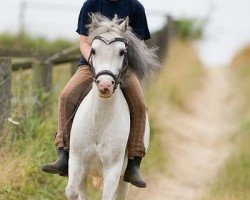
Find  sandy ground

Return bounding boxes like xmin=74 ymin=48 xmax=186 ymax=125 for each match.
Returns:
xmin=128 ymin=68 xmax=240 ymax=200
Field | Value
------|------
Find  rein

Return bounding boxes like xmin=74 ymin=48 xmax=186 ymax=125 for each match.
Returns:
xmin=88 ymin=35 xmax=129 ymax=92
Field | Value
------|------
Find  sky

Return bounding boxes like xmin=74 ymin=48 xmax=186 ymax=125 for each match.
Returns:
xmin=0 ymin=0 xmax=250 ymax=67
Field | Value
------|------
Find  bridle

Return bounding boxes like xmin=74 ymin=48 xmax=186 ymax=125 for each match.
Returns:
xmin=88 ymin=35 xmax=129 ymax=92
xmin=60 ymin=36 xmax=128 ymax=140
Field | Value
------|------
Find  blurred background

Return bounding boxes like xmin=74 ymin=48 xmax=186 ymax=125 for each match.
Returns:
xmin=0 ymin=0 xmax=250 ymax=199
xmin=1 ymin=0 xmax=250 ymax=66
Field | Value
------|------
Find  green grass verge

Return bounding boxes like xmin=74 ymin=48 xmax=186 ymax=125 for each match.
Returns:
xmin=205 ymin=46 xmax=250 ymax=200
xmin=207 ymin=127 xmax=250 ymax=200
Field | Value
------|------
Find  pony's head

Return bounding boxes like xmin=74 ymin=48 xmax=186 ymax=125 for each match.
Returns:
xmin=91 ymin=34 xmax=128 ymax=98
xmin=87 ymin=13 xmax=160 ymax=98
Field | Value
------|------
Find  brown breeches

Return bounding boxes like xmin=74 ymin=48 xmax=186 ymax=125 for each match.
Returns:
xmin=55 ymin=65 xmax=146 ymax=158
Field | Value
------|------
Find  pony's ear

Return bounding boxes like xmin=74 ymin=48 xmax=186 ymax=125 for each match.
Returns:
xmin=91 ymin=13 xmax=100 ymax=25
xmin=112 ymin=14 xmax=118 ymax=22
xmin=119 ymin=17 xmax=129 ymax=32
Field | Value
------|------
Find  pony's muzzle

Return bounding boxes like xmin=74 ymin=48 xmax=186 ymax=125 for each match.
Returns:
xmin=96 ymin=76 xmax=114 ymax=98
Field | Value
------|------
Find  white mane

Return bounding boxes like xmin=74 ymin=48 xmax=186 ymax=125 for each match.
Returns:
xmin=87 ymin=13 xmax=161 ymax=80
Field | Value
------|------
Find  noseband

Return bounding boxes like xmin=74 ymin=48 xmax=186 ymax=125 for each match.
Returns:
xmin=88 ymin=35 xmax=128 ymax=92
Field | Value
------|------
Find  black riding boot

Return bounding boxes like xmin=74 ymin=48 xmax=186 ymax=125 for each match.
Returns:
xmin=42 ymin=147 xmax=68 ymax=176
xmin=123 ymin=156 xmax=146 ymax=188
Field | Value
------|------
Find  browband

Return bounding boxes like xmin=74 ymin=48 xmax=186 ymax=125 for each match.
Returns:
xmin=94 ymin=36 xmax=128 ymax=47
xmin=89 ymin=35 xmax=129 ymax=93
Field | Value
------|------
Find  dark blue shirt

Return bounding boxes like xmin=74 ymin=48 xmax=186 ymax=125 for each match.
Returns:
xmin=76 ymin=0 xmax=151 ymax=65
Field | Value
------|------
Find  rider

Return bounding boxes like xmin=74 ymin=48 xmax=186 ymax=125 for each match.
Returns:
xmin=42 ymin=0 xmax=151 ymax=188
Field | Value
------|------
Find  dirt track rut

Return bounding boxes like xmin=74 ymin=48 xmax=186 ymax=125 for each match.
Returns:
xmin=128 ymin=68 xmax=239 ymax=200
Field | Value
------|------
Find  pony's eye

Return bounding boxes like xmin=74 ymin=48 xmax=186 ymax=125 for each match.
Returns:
xmin=91 ymin=48 xmax=96 ymax=55
xmin=119 ymin=50 xmax=125 ymax=56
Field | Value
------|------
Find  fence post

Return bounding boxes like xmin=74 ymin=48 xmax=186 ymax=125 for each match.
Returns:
xmin=33 ymin=61 xmax=53 ymax=92
xmin=0 ymin=58 xmax=12 ymax=136
xmin=166 ymin=15 xmax=177 ymax=40
xmin=33 ymin=61 xmax=52 ymax=110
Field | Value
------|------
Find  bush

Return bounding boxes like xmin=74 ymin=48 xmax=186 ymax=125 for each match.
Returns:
xmin=176 ymin=18 xmax=205 ymax=40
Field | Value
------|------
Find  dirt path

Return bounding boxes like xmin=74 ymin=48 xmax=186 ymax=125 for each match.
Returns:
xmin=128 ymin=68 xmax=239 ymax=200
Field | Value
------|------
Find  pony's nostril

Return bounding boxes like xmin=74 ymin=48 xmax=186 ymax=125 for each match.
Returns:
xmin=100 ymin=88 xmax=109 ymax=94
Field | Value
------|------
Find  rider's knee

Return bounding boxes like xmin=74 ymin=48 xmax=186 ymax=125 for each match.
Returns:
xmin=59 ymin=89 xmax=73 ymax=106
xmin=131 ymin=100 xmax=147 ymax=115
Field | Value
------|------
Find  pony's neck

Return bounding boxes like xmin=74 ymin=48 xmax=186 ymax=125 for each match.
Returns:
xmin=91 ymin=85 xmax=119 ymax=114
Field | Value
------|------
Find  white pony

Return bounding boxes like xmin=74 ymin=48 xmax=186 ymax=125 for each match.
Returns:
xmin=66 ymin=14 xmax=160 ymax=200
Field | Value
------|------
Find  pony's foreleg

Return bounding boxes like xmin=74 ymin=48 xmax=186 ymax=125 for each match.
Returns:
xmin=113 ymin=175 xmax=130 ymax=200
xmin=65 ymin=155 xmax=86 ymax=200
xmin=102 ymin=162 xmax=123 ymax=200
xmin=78 ymin=178 xmax=88 ymax=200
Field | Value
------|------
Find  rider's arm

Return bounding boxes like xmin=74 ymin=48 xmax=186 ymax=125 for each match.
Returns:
xmin=80 ymin=35 xmax=91 ymax=61
xmin=76 ymin=1 xmax=93 ymax=61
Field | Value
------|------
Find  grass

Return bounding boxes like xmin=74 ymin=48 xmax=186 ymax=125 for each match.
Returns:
xmin=205 ymin=45 xmax=250 ymax=200
xmin=0 ymin=39 xmax=204 ymax=199
xmin=143 ymin=39 xmax=205 ymax=174
xmin=207 ymin=131 xmax=250 ymax=200
xmin=0 ymin=33 xmax=75 ymax=56
xmin=146 ymin=39 xmax=204 ymax=110
xmin=0 ymin=65 xmax=71 ymax=200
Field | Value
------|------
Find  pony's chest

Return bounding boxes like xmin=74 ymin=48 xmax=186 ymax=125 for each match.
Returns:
xmin=89 ymin=132 xmax=125 ymax=156
xmin=84 ymin=137 xmax=124 ymax=175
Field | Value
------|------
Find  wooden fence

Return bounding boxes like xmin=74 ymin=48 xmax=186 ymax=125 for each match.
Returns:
xmin=0 ymin=58 xmax=12 ymax=134
xmin=0 ymin=45 xmax=80 ymax=136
